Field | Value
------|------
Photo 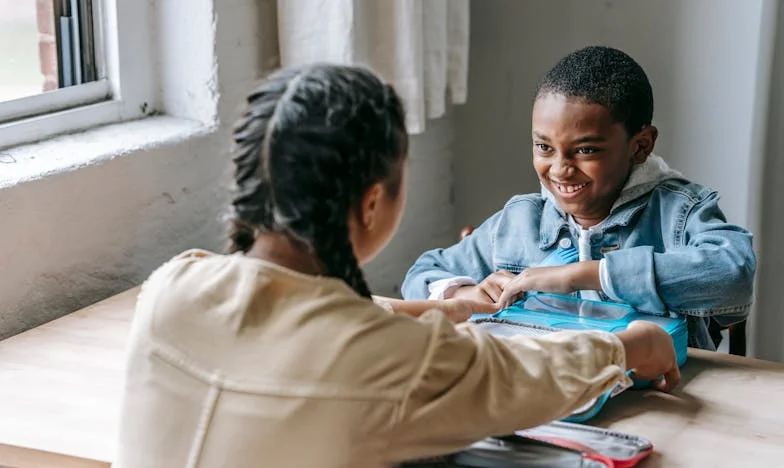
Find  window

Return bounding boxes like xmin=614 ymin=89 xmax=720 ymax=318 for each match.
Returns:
xmin=0 ymin=1 xmax=105 ymax=119
xmin=0 ymin=0 xmax=155 ymax=149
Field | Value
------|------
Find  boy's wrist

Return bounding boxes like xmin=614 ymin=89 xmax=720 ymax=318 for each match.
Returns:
xmin=451 ymin=286 xmax=471 ymax=298
xmin=568 ymin=260 xmax=602 ymax=291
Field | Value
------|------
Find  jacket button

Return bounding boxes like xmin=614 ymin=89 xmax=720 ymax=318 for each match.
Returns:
xmin=558 ymin=238 xmax=572 ymax=248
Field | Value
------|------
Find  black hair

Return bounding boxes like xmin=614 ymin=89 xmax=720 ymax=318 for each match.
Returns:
xmin=227 ymin=64 xmax=408 ymax=298
xmin=535 ymin=46 xmax=654 ymax=136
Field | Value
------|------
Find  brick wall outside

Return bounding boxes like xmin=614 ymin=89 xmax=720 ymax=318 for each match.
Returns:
xmin=36 ymin=0 xmax=58 ymax=91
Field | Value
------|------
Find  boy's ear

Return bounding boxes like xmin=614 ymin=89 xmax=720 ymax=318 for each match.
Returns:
xmin=631 ymin=125 xmax=658 ymax=164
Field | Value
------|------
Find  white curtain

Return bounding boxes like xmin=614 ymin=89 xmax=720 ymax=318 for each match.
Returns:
xmin=276 ymin=0 xmax=470 ymax=134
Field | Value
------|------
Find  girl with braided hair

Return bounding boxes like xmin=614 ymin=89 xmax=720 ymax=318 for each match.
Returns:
xmin=115 ymin=64 xmax=679 ymax=468
xmin=225 ymin=64 xmax=491 ymax=322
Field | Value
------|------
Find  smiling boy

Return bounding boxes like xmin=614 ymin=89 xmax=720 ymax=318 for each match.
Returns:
xmin=401 ymin=46 xmax=756 ymax=350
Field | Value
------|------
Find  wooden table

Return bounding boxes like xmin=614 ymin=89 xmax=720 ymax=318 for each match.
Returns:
xmin=0 ymin=289 xmax=137 ymax=468
xmin=1 ymin=289 xmax=783 ymax=467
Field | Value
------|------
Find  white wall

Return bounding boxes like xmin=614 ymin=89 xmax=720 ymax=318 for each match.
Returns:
xmin=454 ymin=0 xmax=782 ymax=359
xmin=0 ymin=0 xmax=456 ymax=338
xmin=753 ymin=1 xmax=784 ymax=362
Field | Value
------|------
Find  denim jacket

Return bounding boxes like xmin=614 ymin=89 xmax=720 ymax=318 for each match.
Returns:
xmin=402 ymin=156 xmax=756 ymax=350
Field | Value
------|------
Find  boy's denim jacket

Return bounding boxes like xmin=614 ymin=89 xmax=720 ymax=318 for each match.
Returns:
xmin=402 ymin=156 xmax=756 ymax=350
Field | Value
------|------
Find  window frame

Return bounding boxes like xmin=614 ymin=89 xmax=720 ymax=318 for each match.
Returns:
xmin=0 ymin=0 xmax=156 ymax=150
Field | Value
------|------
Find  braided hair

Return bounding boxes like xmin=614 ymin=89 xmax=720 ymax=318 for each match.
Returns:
xmin=227 ymin=64 xmax=408 ymax=298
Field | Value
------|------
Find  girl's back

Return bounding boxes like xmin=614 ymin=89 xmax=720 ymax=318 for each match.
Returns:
xmin=117 ymin=250 xmax=433 ymax=467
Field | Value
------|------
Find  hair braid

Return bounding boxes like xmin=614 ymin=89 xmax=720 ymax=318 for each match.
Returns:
xmin=227 ymin=69 xmax=302 ymax=253
xmin=228 ymin=64 xmax=408 ymax=297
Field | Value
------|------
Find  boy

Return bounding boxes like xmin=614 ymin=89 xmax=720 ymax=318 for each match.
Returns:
xmin=401 ymin=46 xmax=756 ymax=350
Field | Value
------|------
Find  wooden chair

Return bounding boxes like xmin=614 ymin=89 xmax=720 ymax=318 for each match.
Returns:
xmin=458 ymin=225 xmax=748 ymax=356
xmin=710 ymin=319 xmax=747 ymax=357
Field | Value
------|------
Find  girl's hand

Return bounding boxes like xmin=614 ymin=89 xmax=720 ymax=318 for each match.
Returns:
xmin=453 ymin=270 xmax=516 ymax=303
xmin=616 ymin=321 xmax=681 ymax=392
xmin=497 ymin=261 xmax=602 ymax=308
xmin=376 ymin=297 xmax=497 ymax=323
xmin=434 ymin=298 xmax=500 ymax=323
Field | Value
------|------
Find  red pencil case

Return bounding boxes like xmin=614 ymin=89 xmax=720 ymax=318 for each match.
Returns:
xmin=514 ymin=421 xmax=653 ymax=468
xmin=401 ymin=421 xmax=653 ymax=467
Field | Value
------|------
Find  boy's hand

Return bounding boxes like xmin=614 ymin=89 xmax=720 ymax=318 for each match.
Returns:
xmin=453 ymin=270 xmax=516 ymax=303
xmin=434 ymin=298 xmax=500 ymax=323
xmin=497 ymin=261 xmax=602 ymax=308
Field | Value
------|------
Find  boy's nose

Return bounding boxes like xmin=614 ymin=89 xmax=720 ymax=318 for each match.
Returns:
xmin=550 ymin=155 xmax=574 ymax=178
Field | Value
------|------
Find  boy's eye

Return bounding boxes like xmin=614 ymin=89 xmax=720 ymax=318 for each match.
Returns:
xmin=576 ymin=147 xmax=600 ymax=155
xmin=535 ymin=143 xmax=552 ymax=153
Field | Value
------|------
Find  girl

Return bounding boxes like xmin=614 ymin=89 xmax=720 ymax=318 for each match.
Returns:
xmin=114 ymin=64 xmax=679 ymax=468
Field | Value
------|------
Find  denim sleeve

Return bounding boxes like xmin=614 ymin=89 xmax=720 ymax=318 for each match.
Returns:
xmin=602 ymin=191 xmax=756 ymax=319
xmin=401 ymin=211 xmax=500 ymax=300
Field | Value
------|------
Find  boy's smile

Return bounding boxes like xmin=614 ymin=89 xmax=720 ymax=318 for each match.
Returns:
xmin=550 ymin=180 xmax=589 ymax=197
xmin=531 ymin=93 xmax=655 ymax=227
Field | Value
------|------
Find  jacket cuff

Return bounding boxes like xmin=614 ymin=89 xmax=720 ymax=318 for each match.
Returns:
xmin=427 ymin=276 xmax=477 ymax=300
xmin=598 ymin=259 xmax=619 ymax=301
xmin=604 ymin=332 xmax=635 ymax=394
xmin=602 ymin=246 xmax=667 ymax=313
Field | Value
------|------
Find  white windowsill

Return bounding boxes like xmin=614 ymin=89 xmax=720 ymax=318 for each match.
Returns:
xmin=0 ymin=116 xmax=213 ymax=191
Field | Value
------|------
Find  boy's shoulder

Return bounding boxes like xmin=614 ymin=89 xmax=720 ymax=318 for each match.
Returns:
xmin=652 ymin=178 xmax=719 ymax=205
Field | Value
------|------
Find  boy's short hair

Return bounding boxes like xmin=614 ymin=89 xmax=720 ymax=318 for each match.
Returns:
xmin=535 ymin=46 xmax=653 ymax=136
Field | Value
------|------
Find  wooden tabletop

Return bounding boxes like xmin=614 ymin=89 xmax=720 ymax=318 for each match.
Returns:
xmin=0 ymin=288 xmax=137 ymax=467
xmin=0 ymin=289 xmax=783 ymax=467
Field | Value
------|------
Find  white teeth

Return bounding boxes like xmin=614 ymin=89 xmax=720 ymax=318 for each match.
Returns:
xmin=555 ymin=182 xmax=587 ymax=194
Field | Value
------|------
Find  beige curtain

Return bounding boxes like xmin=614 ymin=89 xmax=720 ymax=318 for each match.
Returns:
xmin=276 ymin=0 xmax=470 ymax=134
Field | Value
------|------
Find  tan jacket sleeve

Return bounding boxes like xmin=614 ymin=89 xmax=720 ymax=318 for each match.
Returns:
xmin=371 ymin=295 xmax=395 ymax=313
xmin=385 ymin=312 xmax=628 ymax=462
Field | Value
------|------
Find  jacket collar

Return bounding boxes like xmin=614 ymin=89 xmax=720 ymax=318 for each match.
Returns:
xmin=538 ymin=154 xmax=686 ymax=249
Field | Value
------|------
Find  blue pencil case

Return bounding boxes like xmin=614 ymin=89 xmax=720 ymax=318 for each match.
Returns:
xmin=471 ymin=292 xmax=688 ymax=423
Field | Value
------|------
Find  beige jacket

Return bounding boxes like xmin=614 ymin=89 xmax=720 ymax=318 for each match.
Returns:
xmin=114 ymin=250 xmax=628 ymax=468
